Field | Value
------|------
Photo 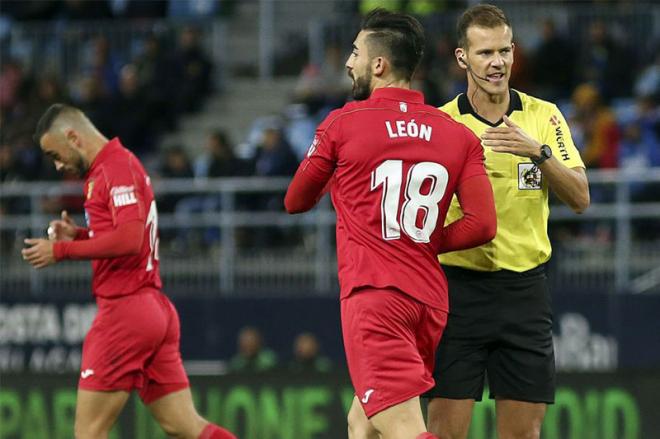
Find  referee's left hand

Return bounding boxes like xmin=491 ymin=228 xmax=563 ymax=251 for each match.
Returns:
xmin=480 ymin=115 xmax=542 ymax=159
xmin=22 ymin=238 xmax=56 ymax=269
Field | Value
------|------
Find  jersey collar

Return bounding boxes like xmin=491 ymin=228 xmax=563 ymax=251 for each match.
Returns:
xmin=88 ymin=137 xmax=122 ymax=174
xmin=457 ymin=89 xmax=523 ymax=127
xmin=370 ymin=87 xmax=425 ymax=104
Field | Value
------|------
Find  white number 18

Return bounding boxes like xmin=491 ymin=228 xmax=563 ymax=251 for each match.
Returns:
xmin=370 ymin=160 xmax=448 ymax=243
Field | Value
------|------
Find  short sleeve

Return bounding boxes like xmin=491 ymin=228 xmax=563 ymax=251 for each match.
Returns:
xmin=543 ymin=105 xmax=585 ymax=169
xmin=102 ymin=159 xmax=146 ymax=226
xmin=458 ymin=128 xmax=487 ymax=184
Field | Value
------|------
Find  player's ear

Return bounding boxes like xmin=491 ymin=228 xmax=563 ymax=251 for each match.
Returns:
xmin=372 ymin=56 xmax=386 ymax=77
xmin=455 ymin=48 xmax=467 ymax=70
xmin=65 ymin=129 xmax=82 ymax=150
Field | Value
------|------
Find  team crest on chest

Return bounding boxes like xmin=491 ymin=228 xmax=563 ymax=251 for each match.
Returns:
xmin=518 ymin=163 xmax=542 ymax=190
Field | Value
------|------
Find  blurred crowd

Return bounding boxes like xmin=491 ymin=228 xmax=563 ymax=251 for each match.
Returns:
xmin=1 ymin=0 xmax=659 ymax=248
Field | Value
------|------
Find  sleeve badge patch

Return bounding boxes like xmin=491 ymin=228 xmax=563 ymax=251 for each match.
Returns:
xmin=306 ymin=135 xmax=320 ymax=158
xmin=110 ymin=185 xmax=138 ymax=207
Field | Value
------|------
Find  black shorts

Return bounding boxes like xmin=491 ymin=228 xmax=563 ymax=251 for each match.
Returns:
xmin=426 ymin=264 xmax=555 ymax=403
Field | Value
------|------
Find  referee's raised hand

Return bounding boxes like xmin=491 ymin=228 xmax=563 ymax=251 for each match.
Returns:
xmin=481 ymin=115 xmax=542 ymax=159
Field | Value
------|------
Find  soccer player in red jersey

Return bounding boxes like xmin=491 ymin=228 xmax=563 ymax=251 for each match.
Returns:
xmin=22 ymin=104 xmax=235 ymax=439
xmin=285 ymin=9 xmax=497 ymax=439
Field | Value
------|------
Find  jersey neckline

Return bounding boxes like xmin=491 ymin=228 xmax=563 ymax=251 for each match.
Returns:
xmin=457 ymin=89 xmax=523 ymax=127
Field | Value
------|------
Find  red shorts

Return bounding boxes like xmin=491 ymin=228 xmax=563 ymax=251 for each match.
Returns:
xmin=79 ymin=290 xmax=189 ymax=404
xmin=341 ymin=287 xmax=447 ymax=418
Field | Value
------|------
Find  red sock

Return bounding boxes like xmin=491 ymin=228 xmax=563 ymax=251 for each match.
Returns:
xmin=416 ymin=434 xmax=440 ymax=439
xmin=199 ymin=424 xmax=237 ymax=439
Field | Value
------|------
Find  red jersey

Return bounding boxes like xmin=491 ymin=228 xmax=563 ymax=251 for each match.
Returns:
xmin=82 ymin=138 xmax=161 ymax=298
xmin=294 ymin=88 xmax=486 ymax=311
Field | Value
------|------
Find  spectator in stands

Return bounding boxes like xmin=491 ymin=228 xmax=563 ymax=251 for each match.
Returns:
xmin=635 ymin=52 xmax=660 ymax=101
xmin=172 ymin=26 xmax=212 ymax=113
xmin=0 ymin=58 xmax=26 ymax=112
xmin=508 ymin=39 xmax=532 ymax=91
xmin=284 ymin=104 xmax=319 ymax=160
xmin=177 ymin=130 xmax=251 ymax=248
xmin=620 ymin=94 xmax=660 ymax=201
xmin=576 ymin=20 xmax=632 ymax=99
xmin=33 ymin=75 xmax=65 ymax=108
xmin=195 ymin=130 xmax=249 ymax=178
xmin=157 ymin=145 xmax=194 ymax=213
xmin=250 ymin=120 xmax=299 ymax=246
xmin=423 ymin=33 xmax=465 ymax=105
xmin=253 ymin=122 xmax=298 ymax=179
xmin=0 ymin=143 xmax=17 ymax=182
xmin=134 ymin=33 xmax=177 ymax=132
xmin=570 ymin=83 xmax=620 ymax=169
xmin=82 ymin=35 xmax=122 ymax=97
xmin=229 ymin=326 xmax=278 ymax=373
xmin=288 ymin=332 xmax=332 ymax=374
xmin=74 ymin=76 xmax=114 ymax=135
xmin=531 ymin=19 xmax=575 ymax=101
xmin=110 ymin=64 xmax=156 ymax=157
xmin=294 ymin=44 xmax=351 ymax=115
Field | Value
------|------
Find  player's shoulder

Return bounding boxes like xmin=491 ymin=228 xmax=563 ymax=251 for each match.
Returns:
xmin=426 ymin=97 xmax=478 ymax=138
xmin=317 ymin=100 xmax=376 ymax=131
xmin=438 ymin=94 xmax=462 ymax=118
xmin=99 ymin=143 xmax=146 ymax=182
xmin=516 ymin=89 xmax=560 ymax=115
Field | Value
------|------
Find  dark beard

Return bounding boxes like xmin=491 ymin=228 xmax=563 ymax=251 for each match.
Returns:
xmin=351 ymin=74 xmax=372 ymax=101
xmin=68 ymin=152 xmax=88 ymax=177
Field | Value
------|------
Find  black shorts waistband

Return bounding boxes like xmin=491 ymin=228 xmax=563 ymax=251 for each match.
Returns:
xmin=442 ymin=264 xmax=546 ymax=281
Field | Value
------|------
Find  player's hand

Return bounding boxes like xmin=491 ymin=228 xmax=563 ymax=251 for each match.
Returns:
xmin=480 ymin=115 xmax=542 ymax=159
xmin=47 ymin=210 xmax=77 ymax=241
xmin=21 ymin=238 xmax=57 ymax=269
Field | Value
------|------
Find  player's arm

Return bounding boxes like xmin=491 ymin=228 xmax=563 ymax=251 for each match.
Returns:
xmin=285 ymin=118 xmax=338 ymax=214
xmin=481 ymin=115 xmax=590 ymax=213
xmin=22 ymin=220 xmax=144 ymax=268
xmin=284 ymin=160 xmax=334 ymax=214
xmin=437 ymin=174 xmax=496 ymax=254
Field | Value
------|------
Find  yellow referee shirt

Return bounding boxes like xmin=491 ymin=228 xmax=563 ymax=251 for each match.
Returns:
xmin=439 ymin=89 xmax=585 ymax=272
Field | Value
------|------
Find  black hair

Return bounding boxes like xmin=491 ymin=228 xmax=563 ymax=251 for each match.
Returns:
xmin=33 ymin=103 xmax=78 ymax=144
xmin=360 ymin=8 xmax=425 ymax=81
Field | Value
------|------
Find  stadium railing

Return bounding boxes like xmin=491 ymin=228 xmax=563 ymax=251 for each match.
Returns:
xmin=1 ymin=169 xmax=659 ymax=298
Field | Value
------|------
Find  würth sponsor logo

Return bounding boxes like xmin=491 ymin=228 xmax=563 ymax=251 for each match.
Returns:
xmin=550 ymin=115 xmax=570 ymax=161
xmin=111 ymin=185 xmax=138 ymax=207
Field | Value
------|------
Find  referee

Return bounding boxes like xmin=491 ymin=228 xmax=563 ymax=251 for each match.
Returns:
xmin=426 ymin=4 xmax=590 ymax=439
